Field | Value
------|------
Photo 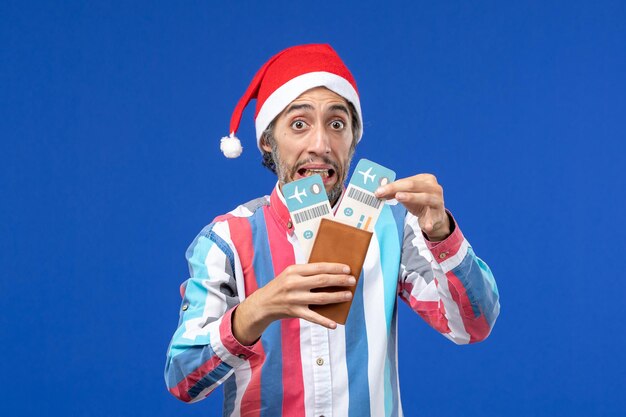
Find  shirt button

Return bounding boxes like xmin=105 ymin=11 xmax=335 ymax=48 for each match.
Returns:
xmin=238 ymin=354 xmax=247 ymax=359
xmin=439 ymin=252 xmax=448 ymax=259
xmin=316 ymin=357 xmax=324 ymax=366
xmin=287 ymin=220 xmax=293 ymax=229
xmin=181 ymin=304 xmax=189 ymax=311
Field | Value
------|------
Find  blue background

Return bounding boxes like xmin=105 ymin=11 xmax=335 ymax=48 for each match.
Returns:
xmin=2 ymin=1 xmax=625 ymax=416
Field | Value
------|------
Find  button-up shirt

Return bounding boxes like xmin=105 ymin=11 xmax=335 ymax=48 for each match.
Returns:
xmin=165 ymin=185 xmax=500 ymax=416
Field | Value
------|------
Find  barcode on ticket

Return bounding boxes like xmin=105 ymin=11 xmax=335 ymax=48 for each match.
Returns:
xmin=293 ymin=204 xmax=330 ymax=224
xmin=348 ymin=187 xmax=381 ymax=209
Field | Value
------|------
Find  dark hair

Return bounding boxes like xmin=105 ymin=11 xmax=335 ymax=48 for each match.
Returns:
xmin=260 ymin=100 xmax=361 ymax=174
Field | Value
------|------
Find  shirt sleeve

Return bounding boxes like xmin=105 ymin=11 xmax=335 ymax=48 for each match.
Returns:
xmin=164 ymin=221 xmax=260 ymax=403
xmin=398 ymin=211 xmax=500 ymax=344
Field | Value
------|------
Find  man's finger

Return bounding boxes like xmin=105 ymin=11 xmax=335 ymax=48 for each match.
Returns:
xmin=305 ymin=289 xmax=353 ymax=305
xmin=303 ymin=274 xmax=356 ymax=289
xmin=291 ymin=262 xmax=351 ymax=276
xmin=395 ymin=192 xmax=443 ymax=209
xmin=288 ymin=274 xmax=355 ymax=293
xmin=419 ymin=206 xmax=435 ymax=233
xmin=375 ymin=176 xmax=441 ymax=199
xmin=298 ymin=307 xmax=339 ymax=330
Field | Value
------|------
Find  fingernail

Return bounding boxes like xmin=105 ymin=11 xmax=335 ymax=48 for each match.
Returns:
xmin=396 ymin=192 xmax=406 ymax=200
xmin=375 ymin=187 xmax=384 ymax=196
xmin=348 ymin=276 xmax=356 ymax=285
xmin=343 ymin=266 xmax=350 ymax=274
xmin=344 ymin=292 xmax=353 ymax=300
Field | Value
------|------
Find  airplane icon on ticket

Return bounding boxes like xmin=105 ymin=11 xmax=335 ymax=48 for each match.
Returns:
xmin=288 ymin=186 xmax=307 ymax=204
xmin=358 ymin=167 xmax=376 ymax=184
xmin=350 ymin=159 xmax=396 ymax=193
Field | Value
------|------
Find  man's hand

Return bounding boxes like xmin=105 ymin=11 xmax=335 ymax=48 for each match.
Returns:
xmin=375 ymin=173 xmax=451 ymax=241
xmin=232 ymin=263 xmax=355 ymax=345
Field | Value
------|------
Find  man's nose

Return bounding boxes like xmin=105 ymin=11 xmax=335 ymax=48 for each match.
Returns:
xmin=307 ymin=124 xmax=331 ymax=155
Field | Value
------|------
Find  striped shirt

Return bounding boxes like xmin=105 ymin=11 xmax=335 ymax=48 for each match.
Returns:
xmin=165 ymin=185 xmax=500 ymax=416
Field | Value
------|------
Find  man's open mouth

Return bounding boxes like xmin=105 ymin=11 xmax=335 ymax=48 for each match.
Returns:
xmin=297 ymin=167 xmax=336 ymax=179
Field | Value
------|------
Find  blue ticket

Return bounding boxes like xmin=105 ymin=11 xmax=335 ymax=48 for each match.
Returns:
xmin=334 ymin=159 xmax=396 ymax=231
xmin=282 ymin=175 xmax=333 ymax=260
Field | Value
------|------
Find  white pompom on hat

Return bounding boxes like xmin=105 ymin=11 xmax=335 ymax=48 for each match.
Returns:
xmin=221 ymin=44 xmax=363 ymax=158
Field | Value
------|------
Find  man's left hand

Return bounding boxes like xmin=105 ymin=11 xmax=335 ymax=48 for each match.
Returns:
xmin=374 ymin=173 xmax=451 ymax=241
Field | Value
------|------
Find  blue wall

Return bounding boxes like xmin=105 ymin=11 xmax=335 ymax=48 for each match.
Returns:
xmin=1 ymin=1 xmax=625 ymax=415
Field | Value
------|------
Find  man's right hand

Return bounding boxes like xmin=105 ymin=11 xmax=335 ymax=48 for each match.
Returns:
xmin=232 ymin=262 xmax=355 ymax=346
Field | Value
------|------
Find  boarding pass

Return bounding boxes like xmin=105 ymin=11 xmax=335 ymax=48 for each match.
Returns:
xmin=334 ymin=159 xmax=396 ymax=231
xmin=282 ymin=175 xmax=333 ymax=260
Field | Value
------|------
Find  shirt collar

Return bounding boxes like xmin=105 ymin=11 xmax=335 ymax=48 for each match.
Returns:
xmin=269 ymin=182 xmax=294 ymax=233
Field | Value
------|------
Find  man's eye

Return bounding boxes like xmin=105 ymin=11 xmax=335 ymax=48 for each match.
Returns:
xmin=291 ymin=120 xmax=307 ymax=130
xmin=331 ymin=120 xmax=345 ymax=130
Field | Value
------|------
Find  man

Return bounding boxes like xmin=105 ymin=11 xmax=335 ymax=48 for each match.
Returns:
xmin=165 ymin=44 xmax=500 ymax=416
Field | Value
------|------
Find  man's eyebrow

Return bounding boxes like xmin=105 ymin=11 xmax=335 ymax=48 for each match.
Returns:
xmin=284 ymin=103 xmax=314 ymax=115
xmin=283 ymin=103 xmax=350 ymax=116
xmin=329 ymin=104 xmax=350 ymax=116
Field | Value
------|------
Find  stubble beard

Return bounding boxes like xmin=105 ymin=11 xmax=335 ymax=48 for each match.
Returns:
xmin=270 ymin=142 xmax=352 ymax=206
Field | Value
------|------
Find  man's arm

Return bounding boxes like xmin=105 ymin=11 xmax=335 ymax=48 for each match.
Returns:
xmin=398 ymin=212 xmax=500 ymax=344
xmin=376 ymin=174 xmax=500 ymax=344
xmin=164 ymin=221 xmax=254 ymax=403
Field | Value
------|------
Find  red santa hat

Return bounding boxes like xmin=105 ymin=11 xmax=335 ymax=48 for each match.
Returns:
xmin=220 ymin=44 xmax=363 ymax=158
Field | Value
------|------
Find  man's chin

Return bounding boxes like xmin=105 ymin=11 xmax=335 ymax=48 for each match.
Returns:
xmin=323 ymin=179 xmax=338 ymax=192
xmin=326 ymin=182 xmax=344 ymax=206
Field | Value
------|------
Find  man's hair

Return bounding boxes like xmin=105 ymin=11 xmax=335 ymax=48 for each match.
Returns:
xmin=260 ymin=100 xmax=361 ymax=174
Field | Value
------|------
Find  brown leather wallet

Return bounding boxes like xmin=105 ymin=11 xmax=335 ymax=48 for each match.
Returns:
xmin=308 ymin=218 xmax=373 ymax=324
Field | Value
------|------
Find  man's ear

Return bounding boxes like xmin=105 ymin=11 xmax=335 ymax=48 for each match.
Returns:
xmin=260 ymin=136 xmax=272 ymax=153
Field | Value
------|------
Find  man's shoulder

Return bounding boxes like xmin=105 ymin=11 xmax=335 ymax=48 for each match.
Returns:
xmin=212 ymin=195 xmax=270 ymax=223
xmin=185 ymin=195 xmax=270 ymax=260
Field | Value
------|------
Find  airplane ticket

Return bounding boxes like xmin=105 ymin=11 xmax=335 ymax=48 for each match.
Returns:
xmin=334 ymin=159 xmax=396 ymax=231
xmin=282 ymin=174 xmax=333 ymax=261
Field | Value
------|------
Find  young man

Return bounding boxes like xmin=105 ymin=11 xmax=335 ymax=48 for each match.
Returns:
xmin=165 ymin=44 xmax=500 ymax=416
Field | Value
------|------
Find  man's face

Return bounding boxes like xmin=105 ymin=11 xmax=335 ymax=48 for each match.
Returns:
xmin=261 ymin=87 xmax=355 ymax=204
